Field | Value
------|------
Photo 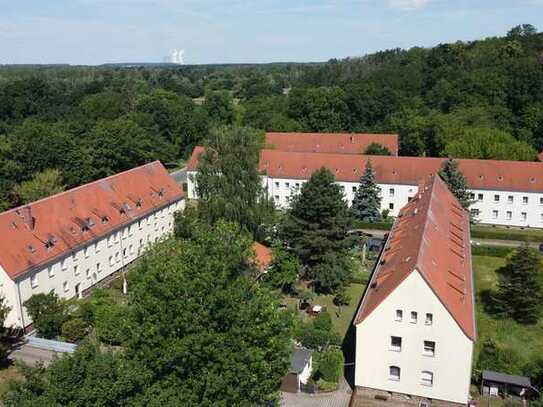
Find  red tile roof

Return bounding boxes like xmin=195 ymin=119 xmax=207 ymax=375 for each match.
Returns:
xmin=265 ymin=132 xmax=399 ymax=155
xmin=0 ymin=161 xmax=183 ymax=281
xmin=252 ymin=242 xmax=273 ymax=273
xmin=354 ymin=176 xmax=476 ymax=341
xmin=258 ymin=150 xmax=543 ymax=193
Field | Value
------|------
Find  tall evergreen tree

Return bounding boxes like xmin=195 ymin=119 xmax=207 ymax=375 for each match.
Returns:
xmin=494 ymin=245 xmax=543 ymax=324
xmin=351 ymin=161 xmax=382 ymax=222
xmin=439 ymin=158 xmax=473 ymax=210
xmin=281 ymin=168 xmax=354 ymax=292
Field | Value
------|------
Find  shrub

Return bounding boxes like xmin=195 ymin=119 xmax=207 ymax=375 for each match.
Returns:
xmin=315 ymin=348 xmax=344 ymax=383
xmin=316 ymin=378 xmax=338 ymax=392
xmin=471 ymin=245 xmax=514 ymax=258
xmin=61 ymin=318 xmax=88 ymax=343
xmin=24 ymin=292 xmax=68 ymax=339
xmin=351 ymin=220 xmax=393 ymax=231
xmin=94 ymin=304 xmax=129 ymax=345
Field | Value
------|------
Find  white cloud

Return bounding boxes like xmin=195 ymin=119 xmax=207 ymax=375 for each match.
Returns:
xmin=386 ymin=0 xmax=431 ymax=11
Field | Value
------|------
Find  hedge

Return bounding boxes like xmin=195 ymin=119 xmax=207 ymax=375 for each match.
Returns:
xmin=315 ymin=348 xmax=344 ymax=383
xmin=471 ymin=245 xmax=514 ymax=258
xmin=471 ymin=226 xmax=543 ymax=243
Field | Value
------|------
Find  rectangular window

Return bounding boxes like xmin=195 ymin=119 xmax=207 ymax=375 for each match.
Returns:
xmin=494 ymin=194 xmax=500 ymax=202
xmin=540 ymin=197 xmax=543 ymax=205
xmin=72 ymin=253 xmax=78 ymax=262
xmin=274 ymin=195 xmax=280 ymax=202
xmin=492 ymin=210 xmax=498 ymax=219
xmin=115 ymin=252 xmax=120 ymax=263
xmin=123 ymin=248 xmax=127 ymax=258
xmin=523 ymin=196 xmax=529 ymax=204
xmin=275 ymin=182 xmax=280 ymax=188
xmin=48 ymin=266 xmax=54 ymax=278
xmin=96 ymin=262 xmax=101 ymax=273
xmin=390 ymin=336 xmax=402 ymax=352
xmin=63 ymin=281 xmax=69 ymax=292
xmin=478 ymin=193 xmax=483 ymax=201
xmin=86 ymin=268 xmax=90 ymax=280
xmin=410 ymin=311 xmax=418 ymax=323
xmin=139 ymin=220 xmax=143 ymax=230
xmin=506 ymin=211 xmax=512 ymax=220
xmin=295 ymin=183 xmax=300 ymax=188
xmin=421 ymin=371 xmax=433 ymax=387
xmin=470 ymin=209 xmax=480 ymax=217
xmin=389 ymin=203 xmax=394 ymax=210
xmin=108 ymin=236 xmax=113 ymax=247
xmin=30 ymin=274 xmax=38 ymax=288
xmin=425 ymin=313 xmax=433 ymax=325
xmin=521 ymin=212 xmax=527 ymax=221
xmin=389 ymin=188 xmax=395 ymax=197
xmin=109 ymin=256 xmax=114 ymax=266
xmin=85 ymin=247 xmax=90 ymax=258
xmin=469 ymin=193 xmax=475 ymax=200
xmin=395 ymin=309 xmax=403 ymax=322
xmin=129 ymin=245 xmax=134 ymax=255
xmin=61 ymin=259 xmax=68 ymax=270
xmin=389 ymin=366 xmax=400 ymax=381
xmin=352 ymin=186 xmax=356 ymax=193
xmin=285 ymin=182 xmax=290 ymax=189
xmin=423 ymin=341 xmax=435 ymax=356
xmin=508 ymin=195 xmax=514 ymax=204
xmin=74 ymin=265 xmax=79 ymax=276
xmin=541 ymin=213 xmax=543 ymax=222
xmin=95 ymin=242 xmax=100 ymax=253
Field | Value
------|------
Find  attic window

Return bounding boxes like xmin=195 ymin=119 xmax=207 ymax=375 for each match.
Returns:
xmin=530 ymin=177 xmax=536 ymax=183
xmin=27 ymin=245 xmax=36 ymax=253
xmin=45 ymin=239 xmax=55 ymax=250
xmin=84 ymin=217 xmax=95 ymax=228
xmin=497 ymin=176 xmax=503 ymax=181
xmin=136 ymin=199 xmax=143 ymax=208
xmin=158 ymin=189 xmax=165 ymax=198
xmin=10 ymin=221 xmax=17 ymax=229
xmin=123 ymin=203 xmax=132 ymax=212
xmin=479 ymin=175 xmax=484 ymax=180
xmin=81 ymin=225 xmax=90 ymax=233
xmin=101 ymin=216 xmax=109 ymax=224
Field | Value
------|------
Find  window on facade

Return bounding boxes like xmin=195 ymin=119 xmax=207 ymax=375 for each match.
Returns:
xmin=123 ymin=228 xmax=128 ymax=239
xmin=521 ymin=212 xmax=527 ymax=221
xmin=389 ymin=366 xmax=400 ymax=381
xmin=61 ymin=259 xmax=68 ymax=270
xmin=48 ymin=266 xmax=54 ymax=278
xmin=30 ymin=274 xmax=38 ymax=288
xmin=96 ymin=262 xmax=101 ymax=272
xmin=494 ymin=194 xmax=500 ymax=202
xmin=274 ymin=195 xmax=280 ymax=201
xmin=410 ymin=311 xmax=418 ymax=323
xmin=492 ymin=210 xmax=498 ymax=219
xmin=115 ymin=252 xmax=120 ymax=263
xmin=423 ymin=341 xmax=435 ymax=356
xmin=478 ymin=193 xmax=483 ymax=201
xmin=85 ymin=247 xmax=90 ymax=258
xmin=421 ymin=371 xmax=433 ymax=387
xmin=129 ymin=225 xmax=134 ymax=236
xmin=285 ymin=182 xmax=290 ymax=188
xmin=95 ymin=242 xmax=100 ymax=253
xmin=275 ymin=182 xmax=280 ymax=188
xmin=108 ymin=236 xmax=113 ymax=247
xmin=129 ymin=245 xmax=134 ymax=255
xmin=74 ymin=265 xmax=79 ymax=276
xmin=541 ymin=213 xmax=543 ymax=222
xmin=389 ymin=203 xmax=394 ymax=210
xmin=469 ymin=193 xmax=475 ymax=200
xmin=63 ymin=281 xmax=69 ymax=292
xmin=72 ymin=253 xmax=78 ymax=262
xmin=390 ymin=336 xmax=402 ymax=352
xmin=138 ymin=220 xmax=143 ymax=230
xmin=540 ymin=197 xmax=543 ymax=205
xmin=508 ymin=195 xmax=514 ymax=203
xmin=109 ymin=256 xmax=114 ymax=266
xmin=506 ymin=211 xmax=512 ymax=220
xmin=295 ymin=183 xmax=300 ymax=188
xmin=425 ymin=313 xmax=433 ymax=325
xmin=470 ymin=209 xmax=480 ymax=217
xmin=395 ymin=310 xmax=403 ymax=322
xmin=523 ymin=196 xmax=529 ymax=204
xmin=86 ymin=268 xmax=90 ymax=279
xmin=123 ymin=248 xmax=127 ymax=258
xmin=114 ymin=232 xmax=119 ymax=243
xmin=389 ymin=188 xmax=395 ymax=197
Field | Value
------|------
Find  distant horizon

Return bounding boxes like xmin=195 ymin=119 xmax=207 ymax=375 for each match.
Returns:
xmin=1 ymin=1 xmax=542 ymax=65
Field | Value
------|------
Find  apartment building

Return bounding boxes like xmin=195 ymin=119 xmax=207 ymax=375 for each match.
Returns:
xmin=354 ymin=175 xmax=475 ymax=406
xmin=0 ymin=161 xmax=184 ymax=328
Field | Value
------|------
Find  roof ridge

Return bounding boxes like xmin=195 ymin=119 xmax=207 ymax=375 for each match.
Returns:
xmin=1 ymin=161 xmax=163 ymax=215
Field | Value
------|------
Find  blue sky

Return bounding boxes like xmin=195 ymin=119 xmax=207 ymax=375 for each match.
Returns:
xmin=0 ymin=0 xmax=542 ymax=65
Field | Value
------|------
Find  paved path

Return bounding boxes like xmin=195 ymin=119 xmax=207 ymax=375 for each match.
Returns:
xmin=280 ymin=377 xmax=352 ymax=407
xmin=10 ymin=344 xmax=57 ymax=366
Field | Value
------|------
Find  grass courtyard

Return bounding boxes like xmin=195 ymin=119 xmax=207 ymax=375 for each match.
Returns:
xmin=472 ymin=255 xmax=543 ymax=370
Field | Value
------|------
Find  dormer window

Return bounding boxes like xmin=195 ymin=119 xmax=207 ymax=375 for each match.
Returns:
xmin=81 ymin=225 xmax=90 ymax=233
xmin=44 ymin=237 xmax=56 ymax=250
xmin=122 ymin=203 xmax=132 ymax=213
xmin=136 ymin=199 xmax=143 ymax=208
xmin=101 ymin=216 xmax=109 ymax=224
xmin=84 ymin=217 xmax=95 ymax=228
xmin=158 ymin=188 xmax=165 ymax=198
xmin=27 ymin=245 xmax=36 ymax=253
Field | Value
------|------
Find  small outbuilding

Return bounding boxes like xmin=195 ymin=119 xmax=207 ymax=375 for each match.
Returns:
xmin=481 ymin=370 xmax=538 ymax=400
xmin=280 ymin=348 xmax=313 ymax=393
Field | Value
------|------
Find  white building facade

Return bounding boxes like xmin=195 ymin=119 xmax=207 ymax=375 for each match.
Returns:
xmin=0 ymin=162 xmax=185 ymax=328
xmin=353 ymin=176 xmax=476 ymax=406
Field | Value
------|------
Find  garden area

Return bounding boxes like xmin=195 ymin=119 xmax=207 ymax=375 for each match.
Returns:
xmin=471 ymin=251 xmax=543 ymax=401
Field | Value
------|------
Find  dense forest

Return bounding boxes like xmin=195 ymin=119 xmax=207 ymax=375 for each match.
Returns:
xmin=1 ymin=24 xmax=542 ymax=211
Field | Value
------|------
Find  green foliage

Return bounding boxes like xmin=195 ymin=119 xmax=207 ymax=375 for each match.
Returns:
xmin=470 ymin=225 xmax=543 ymax=242
xmin=14 ymin=168 xmax=65 ymax=204
xmin=23 ymin=292 xmax=68 ymax=339
xmin=364 ymin=143 xmax=391 ymax=156
xmin=439 ymin=157 xmax=473 ymax=210
xmin=60 ymin=318 xmax=88 ymax=343
xmin=476 ymin=339 xmax=523 ymax=376
xmin=471 ymin=245 xmax=513 ymax=258
xmin=203 ymin=90 xmax=235 ymax=125
xmin=494 ymin=245 xmax=543 ymax=324
xmin=173 ymin=205 xmax=199 ymax=239
xmin=443 ymin=128 xmax=537 ymax=161
xmin=95 ymin=304 xmax=130 ymax=346
xmin=352 ymin=161 xmax=382 ymax=222
xmin=195 ymin=126 xmax=275 ymax=238
xmin=311 ymin=252 xmax=354 ymax=293
xmin=313 ymin=348 xmax=344 ymax=384
xmin=296 ymin=312 xmax=341 ymax=350
xmin=333 ymin=286 xmax=351 ymax=307
xmin=2 ymin=342 xmax=149 ymax=407
xmin=0 ymin=295 xmax=12 ymax=362
xmin=264 ymin=246 xmax=300 ymax=293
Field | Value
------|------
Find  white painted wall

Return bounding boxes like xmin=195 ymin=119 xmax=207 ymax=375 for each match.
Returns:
xmin=355 ymin=270 xmax=474 ymax=404
xmin=188 ymin=170 xmax=543 ymax=228
xmin=0 ymin=199 xmax=185 ymax=328
xmin=299 ymin=356 xmax=312 ymax=385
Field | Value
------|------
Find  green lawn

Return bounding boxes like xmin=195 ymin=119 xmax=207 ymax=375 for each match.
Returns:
xmin=473 ymin=255 xmax=543 ymax=364
xmin=471 ymin=225 xmax=543 ymax=242
xmin=0 ymin=364 xmax=23 ymax=398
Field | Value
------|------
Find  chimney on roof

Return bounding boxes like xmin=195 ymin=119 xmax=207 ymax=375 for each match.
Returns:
xmin=21 ymin=206 xmax=35 ymax=231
